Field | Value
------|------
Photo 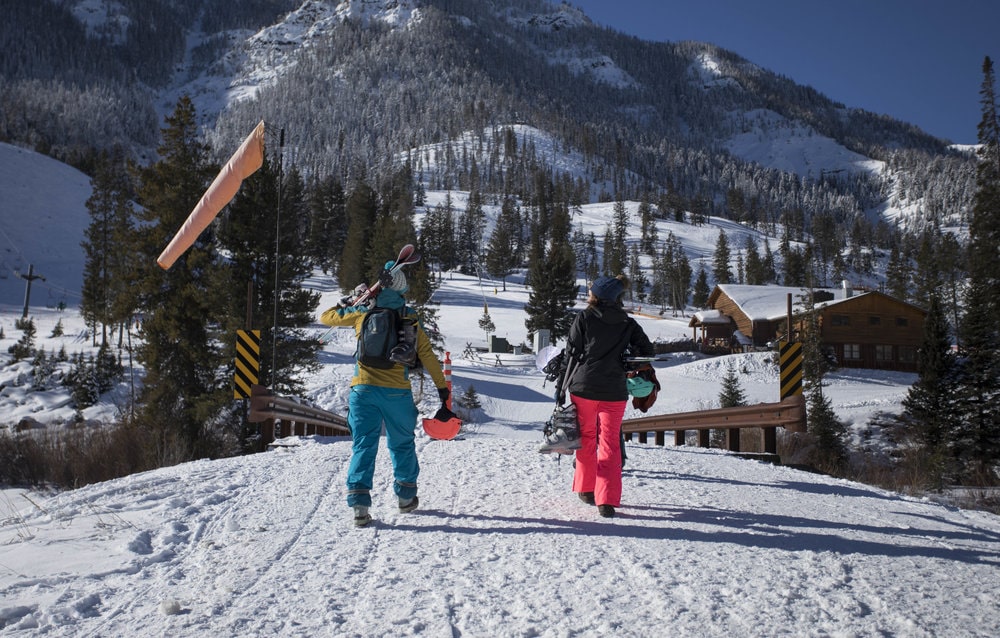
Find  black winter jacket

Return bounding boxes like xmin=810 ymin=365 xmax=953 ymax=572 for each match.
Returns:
xmin=563 ymin=303 xmax=654 ymax=402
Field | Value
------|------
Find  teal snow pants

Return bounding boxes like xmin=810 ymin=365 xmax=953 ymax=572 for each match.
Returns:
xmin=345 ymin=384 xmax=420 ymax=508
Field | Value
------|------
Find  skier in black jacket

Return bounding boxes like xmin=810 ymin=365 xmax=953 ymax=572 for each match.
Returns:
xmin=564 ymin=275 xmax=654 ymax=518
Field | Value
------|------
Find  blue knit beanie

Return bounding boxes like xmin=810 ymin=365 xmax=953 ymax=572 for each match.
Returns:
xmin=591 ymin=276 xmax=624 ymax=302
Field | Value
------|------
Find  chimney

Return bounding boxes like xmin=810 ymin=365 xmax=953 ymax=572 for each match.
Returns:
xmin=842 ymin=280 xmax=853 ymax=298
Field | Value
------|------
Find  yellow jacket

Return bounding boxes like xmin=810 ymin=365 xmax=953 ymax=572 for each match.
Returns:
xmin=320 ymin=292 xmax=448 ymax=392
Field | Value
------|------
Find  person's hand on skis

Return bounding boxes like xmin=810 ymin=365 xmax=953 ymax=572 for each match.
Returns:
xmin=378 ymin=268 xmax=394 ymax=289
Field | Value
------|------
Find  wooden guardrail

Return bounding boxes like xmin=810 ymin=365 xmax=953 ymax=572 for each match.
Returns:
xmin=248 ymin=384 xmax=349 ymax=448
xmin=622 ymin=393 xmax=806 ymax=455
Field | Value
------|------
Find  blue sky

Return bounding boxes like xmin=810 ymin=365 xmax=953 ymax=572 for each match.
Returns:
xmin=571 ymin=0 xmax=998 ymax=144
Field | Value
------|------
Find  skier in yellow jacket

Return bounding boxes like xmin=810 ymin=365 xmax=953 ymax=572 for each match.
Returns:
xmin=320 ymin=262 xmax=450 ymax=527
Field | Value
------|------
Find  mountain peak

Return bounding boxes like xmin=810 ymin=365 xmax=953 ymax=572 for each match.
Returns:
xmin=506 ymin=2 xmax=592 ymax=32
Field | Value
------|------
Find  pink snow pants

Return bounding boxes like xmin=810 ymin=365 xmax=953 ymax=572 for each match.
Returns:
xmin=570 ymin=394 xmax=627 ymax=507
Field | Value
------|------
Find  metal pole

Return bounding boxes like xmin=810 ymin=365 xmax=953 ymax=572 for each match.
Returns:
xmin=246 ymin=280 xmax=254 ymax=330
xmin=786 ymin=293 xmax=792 ymax=341
xmin=271 ymin=128 xmax=284 ymax=387
xmin=18 ymin=264 xmax=45 ymax=319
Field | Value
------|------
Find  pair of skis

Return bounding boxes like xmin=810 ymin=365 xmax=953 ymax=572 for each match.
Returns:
xmin=351 ymin=243 xmax=422 ymax=306
xmin=317 ymin=244 xmax=421 ymax=345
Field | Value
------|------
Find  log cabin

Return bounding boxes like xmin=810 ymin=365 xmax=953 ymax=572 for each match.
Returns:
xmin=688 ymin=283 xmax=927 ymax=371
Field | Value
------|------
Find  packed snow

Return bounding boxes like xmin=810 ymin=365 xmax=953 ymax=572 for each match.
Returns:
xmin=3 ymin=139 xmax=1000 ymax=637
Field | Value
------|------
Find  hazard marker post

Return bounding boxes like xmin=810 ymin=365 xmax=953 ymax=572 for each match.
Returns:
xmin=422 ymin=351 xmax=462 ymax=440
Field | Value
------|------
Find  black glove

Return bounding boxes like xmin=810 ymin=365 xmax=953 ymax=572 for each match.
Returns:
xmin=378 ymin=269 xmax=394 ymax=288
xmin=433 ymin=406 xmax=458 ymax=422
xmin=438 ymin=387 xmax=450 ymax=405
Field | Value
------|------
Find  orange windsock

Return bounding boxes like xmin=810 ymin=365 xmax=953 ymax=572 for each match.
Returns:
xmin=156 ymin=120 xmax=266 ymax=269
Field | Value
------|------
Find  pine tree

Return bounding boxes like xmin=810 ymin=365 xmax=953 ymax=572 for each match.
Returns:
xmin=627 ymin=244 xmax=647 ymax=303
xmin=648 ymin=239 xmax=669 ymax=312
xmin=8 ymin=318 xmax=36 ymax=362
xmin=885 ymin=244 xmax=912 ymax=302
xmin=456 ymin=188 xmax=486 ymax=274
xmin=712 ymin=229 xmax=732 ymax=284
xmin=304 ymin=174 xmax=346 ymax=275
xmin=524 ymin=200 xmax=578 ymax=341
xmin=419 ymin=192 xmax=457 ymax=275
xmin=456 ymin=384 xmax=482 ymax=422
xmin=131 ymin=96 xmax=229 ymax=457
xmin=762 ymin=241 xmax=777 ymax=284
xmin=604 ymin=198 xmax=628 ymax=275
xmin=583 ymin=233 xmax=599 ymax=283
xmin=954 ymin=281 xmax=1000 ymax=480
xmin=667 ymin=235 xmax=692 ymax=314
xmin=799 ymin=290 xmax=848 ymax=470
xmin=692 ymin=266 xmax=711 ymax=308
xmin=900 ymin=294 xmax=959 ymax=471
xmin=338 ymin=181 xmax=379 ymax=290
xmin=484 ymin=196 xmax=521 ymax=290
xmin=638 ymin=195 xmax=657 ymax=255
xmin=953 ymin=57 xmax=1000 ymax=480
xmin=478 ymin=304 xmax=495 ymax=340
xmin=718 ymin=360 xmax=747 ymax=407
xmin=217 ymin=158 xmax=321 ymax=397
xmin=81 ymin=146 xmax=136 ymax=347
xmin=743 ymin=235 xmax=765 ymax=285
xmin=69 ymin=353 xmax=99 ymax=410
xmin=965 ymin=56 xmax=1000 ymax=322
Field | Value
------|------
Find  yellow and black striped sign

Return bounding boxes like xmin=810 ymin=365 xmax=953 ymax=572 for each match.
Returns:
xmin=234 ymin=329 xmax=261 ymax=399
xmin=779 ymin=340 xmax=803 ymax=399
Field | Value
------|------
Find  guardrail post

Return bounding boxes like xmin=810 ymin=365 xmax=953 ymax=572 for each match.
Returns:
xmin=698 ymin=430 xmax=710 ymax=448
xmin=763 ymin=426 xmax=777 ymax=454
xmin=259 ymin=418 xmax=275 ymax=452
xmin=727 ymin=428 xmax=740 ymax=452
xmin=674 ymin=430 xmax=684 ymax=446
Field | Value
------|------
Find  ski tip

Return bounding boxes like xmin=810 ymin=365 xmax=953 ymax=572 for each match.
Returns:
xmin=422 ymin=417 xmax=461 ymax=440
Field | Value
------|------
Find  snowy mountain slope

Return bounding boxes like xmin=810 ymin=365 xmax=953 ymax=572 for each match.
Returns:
xmin=725 ymin=109 xmax=884 ymax=179
xmin=0 ymin=144 xmax=91 ymax=310
xmin=24 ymin=0 xmax=966 ymax=237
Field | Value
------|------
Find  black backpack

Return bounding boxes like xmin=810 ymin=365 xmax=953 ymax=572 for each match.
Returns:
xmin=357 ymin=307 xmax=401 ymax=369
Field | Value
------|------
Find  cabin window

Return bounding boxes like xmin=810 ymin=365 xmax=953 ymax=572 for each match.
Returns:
xmin=831 ymin=314 xmax=850 ymax=326
xmin=895 ymin=317 xmax=908 ymax=327
xmin=869 ymin=316 xmax=881 ymax=325
xmin=844 ymin=344 xmax=861 ymax=360
xmin=899 ymin=346 xmax=917 ymax=364
xmin=875 ymin=345 xmax=893 ymax=361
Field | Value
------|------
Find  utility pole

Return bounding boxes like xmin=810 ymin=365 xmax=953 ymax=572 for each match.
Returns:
xmin=271 ymin=127 xmax=285 ymax=387
xmin=17 ymin=264 xmax=45 ymax=319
